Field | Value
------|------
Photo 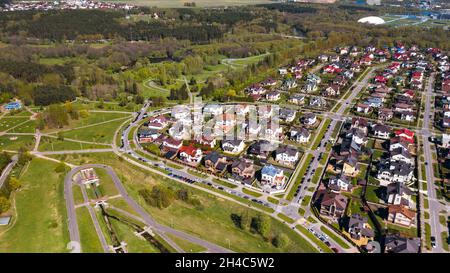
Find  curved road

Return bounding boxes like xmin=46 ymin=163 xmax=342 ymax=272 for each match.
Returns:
xmin=64 ymin=164 xmax=232 ymax=253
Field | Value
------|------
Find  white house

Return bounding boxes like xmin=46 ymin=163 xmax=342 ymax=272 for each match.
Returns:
xmin=328 ymin=175 xmax=352 ymax=192
xmin=260 ymin=165 xmax=286 ymax=189
xmin=222 ymin=139 xmax=245 ymax=154
xmin=275 ymin=146 xmax=299 ymax=166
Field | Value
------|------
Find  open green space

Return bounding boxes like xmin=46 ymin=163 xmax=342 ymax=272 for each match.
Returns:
xmin=38 ymin=136 xmax=109 ymax=152
xmin=0 ymin=135 xmax=35 ymax=151
xmin=76 ymin=206 xmax=104 ymax=253
xmin=0 ymin=117 xmax=30 ymax=132
xmin=166 ymin=233 xmax=207 ymax=253
xmin=60 ymin=118 xmax=130 ymax=144
xmin=51 ymin=152 xmax=317 ymax=253
xmin=0 ymin=158 xmax=69 ymax=252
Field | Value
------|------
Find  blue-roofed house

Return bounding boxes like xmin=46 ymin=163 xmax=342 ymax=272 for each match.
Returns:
xmin=260 ymin=164 xmax=286 ymax=189
xmin=4 ymin=101 xmax=22 ymax=111
xmin=365 ymin=97 xmax=383 ymax=108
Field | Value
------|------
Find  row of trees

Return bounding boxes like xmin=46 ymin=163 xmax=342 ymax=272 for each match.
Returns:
xmin=138 ymin=185 xmax=203 ymax=210
xmin=233 ymin=211 xmax=290 ymax=248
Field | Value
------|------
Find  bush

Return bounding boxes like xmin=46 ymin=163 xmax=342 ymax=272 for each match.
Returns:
xmin=272 ymin=233 xmax=289 ymax=248
xmin=0 ymin=196 xmax=11 ymax=213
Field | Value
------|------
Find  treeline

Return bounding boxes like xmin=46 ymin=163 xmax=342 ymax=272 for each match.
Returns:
xmin=0 ymin=10 xmax=224 ymax=43
xmin=139 ymin=185 xmax=203 ymax=210
xmin=231 ymin=212 xmax=290 ymax=248
xmin=0 ymin=59 xmax=74 ymax=83
xmin=33 ymin=85 xmax=77 ymax=106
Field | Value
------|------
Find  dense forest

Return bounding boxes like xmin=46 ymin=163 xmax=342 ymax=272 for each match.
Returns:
xmin=0 ymin=2 xmax=448 ymax=118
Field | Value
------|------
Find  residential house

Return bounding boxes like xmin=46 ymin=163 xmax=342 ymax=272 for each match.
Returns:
xmin=377 ymin=159 xmax=414 ymax=186
xmin=222 ymin=139 xmax=246 ymax=154
xmin=260 ymin=164 xmax=286 ymax=189
xmin=179 ymin=144 xmax=203 ymax=165
xmin=302 ymin=113 xmax=317 ymax=126
xmin=390 ymin=147 xmax=414 ymax=165
xmin=379 ymin=108 xmax=394 ymax=121
xmin=372 ymin=124 xmax=391 ymax=139
xmin=162 ymin=137 xmax=182 ymax=151
xmin=323 ymin=84 xmax=340 ymax=97
xmin=279 ymin=108 xmax=297 ymax=123
xmin=347 ymin=214 xmax=375 ymax=241
xmin=386 ymin=182 xmax=414 ymax=208
xmin=384 ymin=234 xmax=420 ymax=253
xmin=275 ymin=146 xmax=299 ymax=166
xmin=351 ymin=117 xmax=368 ymax=134
xmin=342 ymin=155 xmax=360 ymax=176
xmin=395 ymin=128 xmax=414 ymax=144
xmin=315 ymin=190 xmax=348 ymax=219
xmin=204 ymin=151 xmax=229 ymax=173
xmin=138 ymin=128 xmax=160 ymax=143
xmin=328 ymin=174 xmax=352 ymax=192
xmin=290 ymin=126 xmax=311 ymax=143
xmin=231 ymin=158 xmax=255 ymax=183
xmin=247 ymin=140 xmax=276 ymax=159
xmin=289 ymin=94 xmax=305 ymax=105
xmin=356 ymin=103 xmax=371 ymax=114
xmin=387 ymin=204 xmax=416 ymax=227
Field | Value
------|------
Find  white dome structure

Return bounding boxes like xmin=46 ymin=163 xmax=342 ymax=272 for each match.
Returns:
xmin=357 ymin=16 xmax=386 ymax=25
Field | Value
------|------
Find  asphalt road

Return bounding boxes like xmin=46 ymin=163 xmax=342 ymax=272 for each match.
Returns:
xmin=421 ymin=72 xmax=446 ymax=253
xmin=73 ymin=164 xmax=232 ymax=253
xmin=0 ymin=154 xmax=18 ymax=190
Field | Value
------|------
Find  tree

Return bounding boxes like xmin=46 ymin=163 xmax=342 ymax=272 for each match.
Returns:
xmin=240 ymin=210 xmax=251 ymax=231
xmin=134 ymin=94 xmax=144 ymax=105
xmin=7 ymin=177 xmax=21 ymax=191
xmin=54 ymin=162 xmax=68 ymax=173
xmin=272 ymin=233 xmax=289 ymax=248
xmin=0 ymin=197 xmax=10 ymax=213
xmin=252 ymin=214 xmax=271 ymax=239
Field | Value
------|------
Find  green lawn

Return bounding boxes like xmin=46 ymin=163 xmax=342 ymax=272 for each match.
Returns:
xmin=212 ymin=178 xmax=238 ymax=189
xmin=61 ymin=118 xmax=129 ymax=144
xmin=0 ymin=117 xmax=30 ymax=132
xmin=242 ymin=188 xmax=263 ymax=197
xmin=95 ymin=168 xmax=120 ymax=197
xmin=38 ymin=136 xmax=110 ymax=152
xmin=0 ymin=158 xmax=69 ymax=252
xmin=166 ymin=233 xmax=207 ymax=253
xmin=0 ymin=135 xmax=35 ymax=151
xmin=76 ymin=206 xmax=104 ymax=253
xmin=52 ymin=152 xmax=317 ymax=253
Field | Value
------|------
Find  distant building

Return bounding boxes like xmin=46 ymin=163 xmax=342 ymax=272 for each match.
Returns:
xmin=4 ymin=101 xmax=22 ymax=111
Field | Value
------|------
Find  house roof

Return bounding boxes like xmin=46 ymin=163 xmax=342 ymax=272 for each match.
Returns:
xmin=276 ymin=146 xmax=298 ymax=157
xmin=179 ymin=144 xmax=200 ymax=157
xmin=261 ymin=164 xmax=283 ymax=177
xmin=388 ymin=204 xmax=416 ymax=220
xmin=385 ymin=234 xmax=420 ymax=253
xmin=320 ymin=192 xmax=348 ymax=210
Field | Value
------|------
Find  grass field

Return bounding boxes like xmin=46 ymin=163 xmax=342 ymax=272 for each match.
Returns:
xmin=76 ymin=206 xmax=104 ymax=253
xmin=110 ymin=0 xmax=272 ymax=7
xmin=0 ymin=135 xmax=35 ymax=151
xmin=60 ymin=118 xmax=130 ymax=144
xmin=50 ymin=152 xmax=317 ymax=253
xmin=0 ymin=158 xmax=69 ymax=252
xmin=0 ymin=117 xmax=30 ymax=132
xmin=38 ymin=136 xmax=110 ymax=152
xmin=166 ymin=233 xmax=207 ymax=253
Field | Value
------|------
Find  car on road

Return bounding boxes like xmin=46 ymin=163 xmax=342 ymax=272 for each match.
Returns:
xmin=331 ymin=247 xmax=339 ymax=253
xmin=431 ymin=236 xmax=437 ymax=248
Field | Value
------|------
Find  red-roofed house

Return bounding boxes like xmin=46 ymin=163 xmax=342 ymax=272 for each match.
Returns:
xmin=179 ymin=144 xmax=203 ymax=164
xmin=395 ymin=128 xmax=414 ymax=144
